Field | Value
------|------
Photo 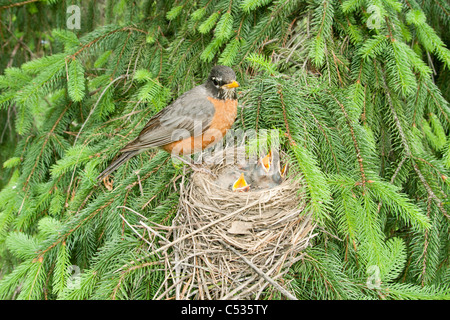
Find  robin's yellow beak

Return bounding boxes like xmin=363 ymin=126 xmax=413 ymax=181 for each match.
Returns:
xmin=222 ymin=80 xmax=240 ymax=89
xmin=232 ymin=173 xmax=250 ymax=191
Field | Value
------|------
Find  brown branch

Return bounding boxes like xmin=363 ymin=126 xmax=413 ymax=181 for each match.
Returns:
xmin=277 ymin=86 xmax=296 ymax=146
xmin=112 ymin=31 xmax=132 ymax=78
xmin=111 ymin=261 xmax=161 ymax=300
xmin=317 ymin=0 xmax=328 ymax=40
xmin=23 ymin=103 xmax=71 ymax=190
xmin=331 ymin=49 xmax=344 ymax=86
xmin=305 ymin=105 xmax=340 ymax=173
xmin=0 ymin=0 xmax=38 ymax=10
xmin=412 ymin=81 xmax=423 ymax=126
xmin=124 ymin=155 xmax=170 ymax=191
xmin=431 ymin=0 xmax=449 ymax=17
xmin=382 ymin=74 xmax=449 ymax=219
xmin=69 ymin=26 xmax=147 ymax=60
xmin=329 ymin=92 xmax=367 ymax=191
xmin=37 ymin=198 xmax=115 ymax=258
xmin=412 ymin=162 xmax=449 ymax=218
xmin=422 ymin=81 xmax=450 ymax=126
xmin=390 ymin=156 xmax=408 ymax=184
xmin=420 ymin=197 xmax=432 ymax=286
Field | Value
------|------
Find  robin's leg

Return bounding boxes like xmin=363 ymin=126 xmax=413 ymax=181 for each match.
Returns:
xmin=171 ymin=155 xmax=217 ymax=177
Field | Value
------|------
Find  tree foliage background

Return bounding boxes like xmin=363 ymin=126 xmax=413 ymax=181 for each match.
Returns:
xmin=0 ymin=0 xmax=449 ymax=299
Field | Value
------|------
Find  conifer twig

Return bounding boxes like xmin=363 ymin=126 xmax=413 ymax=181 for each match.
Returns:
xmin=390 ymin=156 xmax=408 ymax=184
xmin=23 ymin=104 xmax=70 ymax=190
xmin=38 ymin=198 xmax=115 ymax=258
xmin=0 ymin=0 xmax=39 ymax=10
xmin=73 ymin=75 xmax=127 ymax=146
xmin=69 ymin=27 xmax=147 ymax=60
xmin=304 ymin=105 xmax=340 ymax=172
xmin=277 ymin=86 xmax=296 ymax=146
xmin=382 ymin=74 xmax=449 ymax=219
xmin=112 ymin=261 xmax=161 ymax=300
xmin=329 ymin=92 xmax=367 ymax=191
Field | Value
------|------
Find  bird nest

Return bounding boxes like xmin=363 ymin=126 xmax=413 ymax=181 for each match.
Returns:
xmin=153 ymin=147 xmax=316 ymax=300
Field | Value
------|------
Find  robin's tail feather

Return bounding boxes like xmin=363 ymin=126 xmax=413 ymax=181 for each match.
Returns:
xmin=97 ymin=150 xmax=138 ymax=181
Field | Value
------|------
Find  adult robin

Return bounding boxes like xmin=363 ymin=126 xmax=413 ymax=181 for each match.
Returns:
xmin=97 ymin=65 xmax=239 ymax=181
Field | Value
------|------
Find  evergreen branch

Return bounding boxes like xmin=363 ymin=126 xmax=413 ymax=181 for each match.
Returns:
xmin=422 ymin=81 xmax=450 ymax=126
xmin=329 ymin=91 xmax=367 ymax=190
xmin=369 ymin=180 xmax=431 ymax=231
xmin=277 ymin=86 xmax=295 ymax=146
xmin=25 ymin=256 xmax=44 ymax=300
xmin=386 ymin=282 xmax=450 ymax=299
xmin=420 ymin=198 xmax=432 ymax=286
xmin=67 ymin=58 xmax=86 ymax=102
xmin=73 ymin=75 xmax=126 ymax=146
xmin=23 ymin=103 xmax=70 ymax=190
xmin=255 ymin=95 xmax=261 ymax=133
xmin=412 ymin=162 xmax=449 ymax=219
xmin=304 ymin=105 xmax=340 ymax=173
xmin=381 ymin=74 xmax=449 ymax=219
xmin=0 ymin=0 xmax=39 ymax=10
xmin=390 ymin=155 xmax=407 ymax=184
xmin=431 ymin=0 xmax=449 ymax=17
xmin=123 ymin=155 xmax=169 ymax=193
xmin=70 ymin=26 xmax=147 ymax=60
xmin=112 ymin=31 xmax=132 ymax=78
xmin=111 ymin=260 xmax=161 ymax=300
xmin=37 ymin=197 xmax=115 ymax=259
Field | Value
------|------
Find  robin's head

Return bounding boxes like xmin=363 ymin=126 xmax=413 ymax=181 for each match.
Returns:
xmin=206 ymin=65 xmax=239 ymax=100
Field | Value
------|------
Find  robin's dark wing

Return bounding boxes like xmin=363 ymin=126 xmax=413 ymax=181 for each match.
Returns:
xmin=120 ymin=85 xmax=215 ymax=152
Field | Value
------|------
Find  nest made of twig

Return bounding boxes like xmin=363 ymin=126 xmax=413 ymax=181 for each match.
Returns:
xmin=152 ymin=147 xmax=317 ymax=300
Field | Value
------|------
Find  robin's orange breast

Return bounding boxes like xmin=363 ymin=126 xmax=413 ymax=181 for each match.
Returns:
xmin=162 ymin=97 xmax=238 ymax=156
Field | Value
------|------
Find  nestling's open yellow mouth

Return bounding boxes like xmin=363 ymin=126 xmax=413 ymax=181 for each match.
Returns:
xmin=232 ymin=173 xmax=249 ymax=191
xmin=280 ymin=163 xmax=288 ymax=177
xmin=260 ymin=150 xmax=272 ymax=173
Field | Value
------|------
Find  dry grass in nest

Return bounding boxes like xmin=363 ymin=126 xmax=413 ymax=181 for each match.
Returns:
xmin=123 ymin=147 xmax=317 ymax=300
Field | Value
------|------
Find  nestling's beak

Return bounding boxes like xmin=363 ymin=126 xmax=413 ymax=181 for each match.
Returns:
xmin=260 ymin=150 xmax=272 ymax=173
xmin=232 ymin=173 xmax=250 ymax=191
xmin=280 ymin=163 xmax=288 ymax=178
xmin=222 ymin=80 xmax=240 ymax=89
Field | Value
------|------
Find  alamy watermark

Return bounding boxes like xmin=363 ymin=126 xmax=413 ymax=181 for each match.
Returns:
xmin=366 ymin=265 xmax=381 ymax=290
xmin=67 ymin=265 xmax=81 ymax=290
xmin=67 ymin=5 xmax=81 ymax=30
xmin=367 ymin=5 xmax=382 ymax=30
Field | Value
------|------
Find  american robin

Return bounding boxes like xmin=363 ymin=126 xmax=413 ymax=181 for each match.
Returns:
xmin=97 ymin=65 xmax=239 ymax=181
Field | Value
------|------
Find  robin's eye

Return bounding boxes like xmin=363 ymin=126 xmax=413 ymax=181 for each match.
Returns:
xmin=212 ymin=77 xmax=220 ymax=87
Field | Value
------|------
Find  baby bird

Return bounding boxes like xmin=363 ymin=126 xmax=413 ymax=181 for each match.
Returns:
xmin=233 ymin=149 xmax=288 ymax=191
xmin=232 ymin=172 xmax=250 ymax=192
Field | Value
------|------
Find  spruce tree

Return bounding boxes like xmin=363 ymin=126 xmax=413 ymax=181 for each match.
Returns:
xmin=0 ymin=0 xmax=449 ymax=299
